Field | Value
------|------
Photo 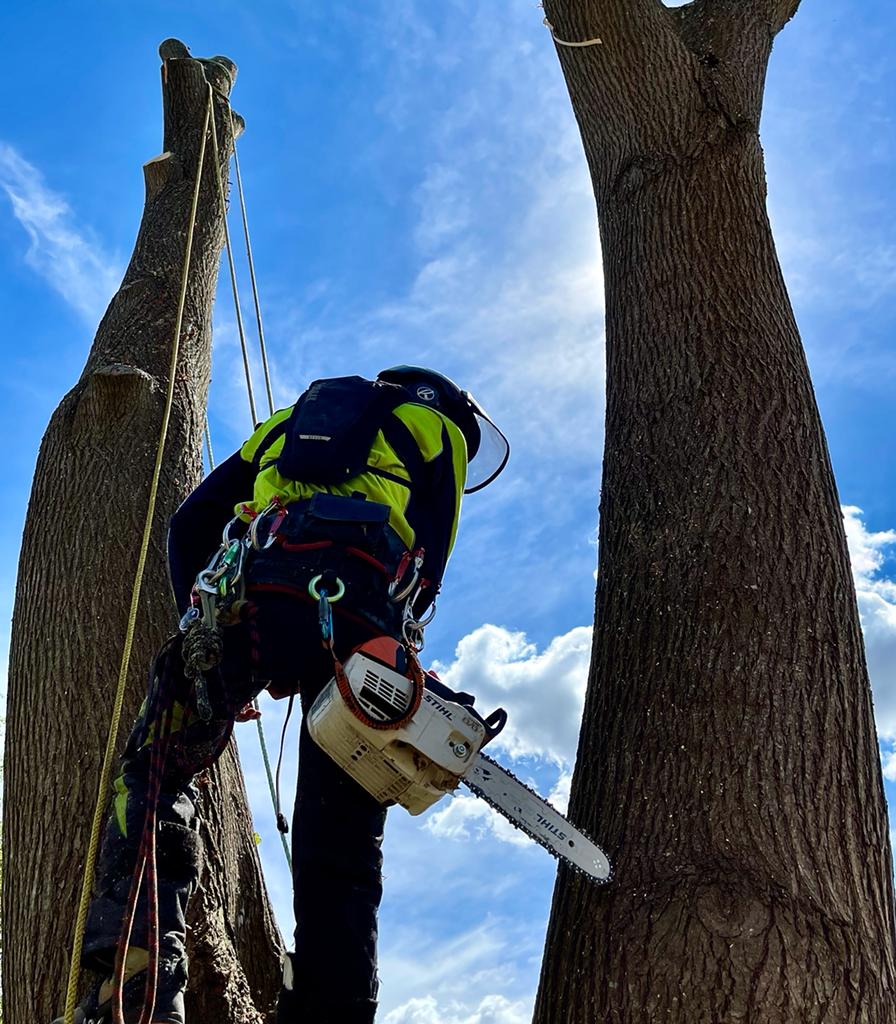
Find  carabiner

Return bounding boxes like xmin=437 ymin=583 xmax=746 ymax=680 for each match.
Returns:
xmin=248 ymin=496 xmax=288 ymax=550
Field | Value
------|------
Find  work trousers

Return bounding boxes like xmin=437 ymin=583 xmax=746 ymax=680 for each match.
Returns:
xmin=83 ymin=585 xmax=390 ymax=1024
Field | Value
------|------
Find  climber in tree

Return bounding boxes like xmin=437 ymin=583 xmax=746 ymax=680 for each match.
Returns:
xmin=57 ymin=367 xmax=508 ymax=1024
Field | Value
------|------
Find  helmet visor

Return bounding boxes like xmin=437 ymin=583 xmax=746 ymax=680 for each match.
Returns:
xmin=463 ymin=394 xmax=510 ymax=494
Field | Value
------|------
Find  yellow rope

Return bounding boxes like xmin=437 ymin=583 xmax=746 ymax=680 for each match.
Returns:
xmin=62 ymin=88 xmax=214 ymax=1024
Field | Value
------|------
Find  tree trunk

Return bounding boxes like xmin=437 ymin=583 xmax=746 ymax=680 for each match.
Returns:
xmin=534 ymin=2 xmax=896 ymax=1021
xmin=3 ymin=43 xmax=282 ymax=1024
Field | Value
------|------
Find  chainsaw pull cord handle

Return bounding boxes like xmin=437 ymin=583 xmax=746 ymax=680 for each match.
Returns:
xmin=311 ymin=575 xmax=425 ymax=731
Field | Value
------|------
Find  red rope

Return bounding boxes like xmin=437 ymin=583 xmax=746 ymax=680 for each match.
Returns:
xmin=111 ymin=652 xmax=176 ymax=1024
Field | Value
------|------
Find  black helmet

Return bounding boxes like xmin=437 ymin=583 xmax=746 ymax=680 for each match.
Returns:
xmin=376 ymin=365 xmax=510 ymax=494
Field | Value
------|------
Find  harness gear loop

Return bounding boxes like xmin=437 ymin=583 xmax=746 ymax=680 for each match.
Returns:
xmin=274 ymin=692 xmax=297 ymax=837
xmin=62 ymin=86 xmax=214 ymax=1024
xmin=308 ymin=573 xmax=346 ymax=603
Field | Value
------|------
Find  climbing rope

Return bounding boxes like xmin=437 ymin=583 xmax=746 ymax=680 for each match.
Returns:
xmin=206 ymin=92 xmax=293 ymax=870
xmin=204 ymin=421 xmax=216 ymax=470
xmin=208 ymin=100 xmax=257 ymax=426
xmin=63 ymin=87 xmax=214 ymax=1024
xmin=230 ymin=110 xmax=275 ymax=417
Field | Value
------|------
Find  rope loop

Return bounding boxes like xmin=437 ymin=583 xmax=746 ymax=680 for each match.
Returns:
xmin=539 ymin=4 xmax=603 ymax=48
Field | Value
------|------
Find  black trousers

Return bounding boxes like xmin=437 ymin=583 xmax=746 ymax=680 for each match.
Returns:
xmin=84 ymin=584 xmax=391 ymax=1024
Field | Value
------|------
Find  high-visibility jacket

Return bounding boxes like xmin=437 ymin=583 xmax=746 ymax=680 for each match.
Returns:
xmin=167 ymin=398 xmax=467 ymax=614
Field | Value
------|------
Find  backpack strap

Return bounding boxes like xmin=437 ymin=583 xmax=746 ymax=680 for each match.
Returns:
xmin=249 ymin=418 xmax=290 ymax=471
xmin=379 ymin=414 xmax=428 ymax=489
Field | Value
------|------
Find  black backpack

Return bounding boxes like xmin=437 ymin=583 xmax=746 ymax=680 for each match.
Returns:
xmin=252 ymin=376 xmax=420 ymax=485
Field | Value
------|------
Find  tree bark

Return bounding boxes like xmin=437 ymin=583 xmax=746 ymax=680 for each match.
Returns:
xmin=2 ymin=43 xmax=282 ymax=1024
xmin=534 ymin=2 xmax=896 ymax=1022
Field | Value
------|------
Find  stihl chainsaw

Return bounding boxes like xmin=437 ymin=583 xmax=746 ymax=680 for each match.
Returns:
xmin=307 ymin=637 xmax=611 ymax=882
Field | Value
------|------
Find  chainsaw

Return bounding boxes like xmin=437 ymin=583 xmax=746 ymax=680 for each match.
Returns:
xmin=307 ymin=637 xmax=611 ymax=881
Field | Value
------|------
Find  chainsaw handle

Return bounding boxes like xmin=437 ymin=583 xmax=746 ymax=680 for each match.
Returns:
xmin=483 ymin=708 xmax=507 ymax=741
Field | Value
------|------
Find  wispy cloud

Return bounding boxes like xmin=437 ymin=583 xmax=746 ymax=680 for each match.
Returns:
xmin=261 ymin=1 xmax=605 ymax=469
xmin=377 ymin=906 xmax=541 ymax=1023
xmin=0 ymin=142 xmax=121 ymax=323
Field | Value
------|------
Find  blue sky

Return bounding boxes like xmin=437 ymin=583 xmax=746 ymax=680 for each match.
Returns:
xmin=1 ymin=3 xmax=894 ymax=1022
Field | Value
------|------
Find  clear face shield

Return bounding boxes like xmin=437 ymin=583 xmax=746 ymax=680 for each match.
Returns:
xmin=463 ymin=392 xmax=510 ymax=494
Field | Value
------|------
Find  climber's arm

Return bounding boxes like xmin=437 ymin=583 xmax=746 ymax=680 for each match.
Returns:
xmin=167 ymin=451 xmax=256 ymax=612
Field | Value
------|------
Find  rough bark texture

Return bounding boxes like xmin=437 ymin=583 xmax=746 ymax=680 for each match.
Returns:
xmin=534 ymin=2 xmax=896 ymax=1022
xmin=3 ymin=45 xmax=282 ymax=1024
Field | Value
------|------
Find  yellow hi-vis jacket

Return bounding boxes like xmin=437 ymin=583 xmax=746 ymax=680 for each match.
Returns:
xmin=238 ymin=400 xmax=468 ymax=568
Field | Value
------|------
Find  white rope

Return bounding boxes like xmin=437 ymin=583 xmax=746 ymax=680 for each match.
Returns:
xmin=207 ymin=99 xmax=258 ymax=426
xmin=540 ymin=5 xmax=603 ymax=48
xmin=230 ymin=112 xmax=276 ymax=418
xmin=207 ymin=97 xmax=292 ymax=871
xmin=204 ymin=420 xmax=216 ymax=471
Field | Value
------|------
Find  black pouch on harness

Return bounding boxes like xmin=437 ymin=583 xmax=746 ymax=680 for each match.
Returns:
xmin=272 ymin=493 xmax=403 ymax=565
xmin=275 ymin=376 xmax=405 ymax=484
xmin=246 ymin=495 xmax=405 ymax=621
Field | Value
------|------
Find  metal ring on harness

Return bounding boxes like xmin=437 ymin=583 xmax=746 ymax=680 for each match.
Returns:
xmin=308 ymin=574 xmax=346 ymax=602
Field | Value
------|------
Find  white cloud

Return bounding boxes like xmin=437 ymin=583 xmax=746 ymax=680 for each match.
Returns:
xmin=0 ymin=142 xmax=120 ymax=323
xmin=547 ymin=769 xmax=572 ymax=814
xmin=842 ymin=506 xmax=896 ymax=739
xmin=424 ymin=765 xmax=574 ymax=850
xmin=383 ymin=993 xmax=529 ymax=1024
xmin=433 ymin=624 xmax=591 ymax=765
xmin=425 ymin=789 xmax=531 ymax=848
xmin=844 ymin=505 xmax=896 ymax=587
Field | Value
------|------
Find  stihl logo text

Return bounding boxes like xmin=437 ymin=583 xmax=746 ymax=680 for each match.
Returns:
xmin=536 ymin=814 xmax=566 ymax=841
xmin=423 ymin=693 xmax=454 ymax=720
